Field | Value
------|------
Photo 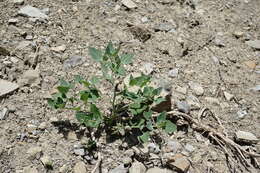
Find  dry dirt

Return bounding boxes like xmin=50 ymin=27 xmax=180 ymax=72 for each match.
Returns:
xmin=0 ymin=0 xmax=259 ymax=173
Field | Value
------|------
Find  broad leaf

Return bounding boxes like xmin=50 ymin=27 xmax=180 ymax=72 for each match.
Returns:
xmin=121 ymin=53 xmax=133 ymax=64
xmin=89 ymin=47 xmax=103 ymax=62
xmin=144 ymin=111 xmax=152 ymax=120
xmin=165 ymin=120 xmax=177 ymax=134
xmin=157 ymin=112 xmax=166 ymax=124
xmin=139 ymin=132 xmax=150 ymax=143
xmin=154 ymin=97 xmax=166 ymax=105
xmin=129 ymin=74 xmax=151 ymax=87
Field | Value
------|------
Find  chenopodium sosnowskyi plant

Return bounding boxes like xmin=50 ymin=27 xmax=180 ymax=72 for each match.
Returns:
xmin=48 ymin=42 xmax=177 ymax=143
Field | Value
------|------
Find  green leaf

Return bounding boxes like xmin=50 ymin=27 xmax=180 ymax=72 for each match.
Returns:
xmin=57 ymin=86 xmax=70 ymax=94
xmin=117 ymin=65 xmax=126 ymax=76
xmin=129 ymin=74 xmax=151 ymax=87
xmin=146 ymin=120 xmax=154 ymax=131
xmin=80 ymin=91 xmax=89 ymax=103
xmin=90 ymin=76 xmax=100 ymax=85
xmin=89 ymin=88 xmax=100 ymax=102
xmin=74 ymin=75 xmax=84 ymax=83
xmin=105 ymin=41 xmax=115 ymax=56
xmin=89 ymin=47 xmax=103 ymax=62
xmin=144 ymin=111 xmax=152 ymax=120
xmin=139 ymin=132 xmax=150 ymax=143
xmin=165 ymin=120 xmax=177 ymax=134
xmin=143 ymin=86 xmax=153 ymax=97
xmin=154 ymin=97 xmax=166 ymax=105
xmin=121 ymin=54 xmax=133 ymax=64
xmin=130 ymin=102 xmax=141 ymax=109
xmin=157 ymin=112 xmax=166 ymax=124
xmin=152 ymin=87 xmax=162 ymax=96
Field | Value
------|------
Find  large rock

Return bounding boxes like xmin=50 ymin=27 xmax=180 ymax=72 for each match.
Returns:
xmin=19 ymin=69 xmax=41 ymax=86
xmin=0 ymin=80 xmax=19 ymax=97
xmin=167 ymin=154 xmax=190 ymax=173
xmin=122 ymin=0 xmax=137 ymax=9
xmin=18 ymin=5 xmax=48 ymax=19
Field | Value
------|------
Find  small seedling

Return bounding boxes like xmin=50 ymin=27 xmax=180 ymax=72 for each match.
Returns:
xmin=48 ymin=42 xmax=176 ymax=143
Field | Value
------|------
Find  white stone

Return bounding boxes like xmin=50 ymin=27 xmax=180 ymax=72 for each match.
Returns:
xmin=0 ymin=80 xmax=19 ymax=97
xmin=235 ymin=131 xmax=258 ymax=144
xmin=18 ymin=5 xmax=48 ymax=19
xmin=122 ymin=0 xmax=137 ymax=9
xmin=245 ymin=40 xmax=260 ymax=50
xmin=73 ymin=161 xmax=87 ymax=173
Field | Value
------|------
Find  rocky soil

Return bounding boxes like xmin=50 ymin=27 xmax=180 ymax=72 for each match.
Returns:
xmin=0 ymin=0 xmax=260 ymax=173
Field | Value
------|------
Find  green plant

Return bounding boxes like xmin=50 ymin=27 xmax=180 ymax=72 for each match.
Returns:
xmin=48 ymin=42 xmax=176 ymax=143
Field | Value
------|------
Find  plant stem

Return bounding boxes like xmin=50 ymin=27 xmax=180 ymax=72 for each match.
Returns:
xmin=111 ymin=83 xmax=117 ymax=119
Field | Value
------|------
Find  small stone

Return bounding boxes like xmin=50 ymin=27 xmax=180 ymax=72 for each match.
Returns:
xmin=167 ymin=154 xmax=190 ymax=173
xmin=122 ymin=0 xmax=137 ymax=9
xmin=176 ymin=101 xmax=191 ymax=114
xmin=163 ymin=140 xmax=182 ymax=154
xmin=59 ymin=165 xmax=69 ymax=173
xmin=27 ymin=146 xmax=42 ymax=159
xmin=8 ymin=18 xmax=19 ymax=24
xmin=73 ymin=161 xmax=87 ymax=173
xmin=147 ymin=143 xmax=160 ymax=154
xmin=13 ymin=0 xmax=24 ymax=5
xmin=243 ymin=60 xmax=257 ymax=69
xmin=146 ymin=167 xmax=173 ymax=173
xmin=250 ymin=85 xmax=260 ymax=92
xmin=63 ymin=55 xmax=86 ymax=69
xmin=50 ymin=117 xmax=58 ymax=122
xmin=175 ymin=86 xmax=187 ymax=95
xmin=223 ymin=91 xmax=234 ymax=101
xmin=40 ymin=155 xmax=53 ymax=168
xmin=38 ymin=122 xmax=47 ymax=130
xmin=25 ymin=35 xmax=33 ymax=40
xmin=235 ymin=131 xmax=258 ymax=144
xmin=0 ymin=80 xmax=19 ymax=97
xmin=141 ymin=63 xmax=154 ymax=75
xmin=67 ymin=131 xmax=78 ymax=141
xmin=168 ymin=68 xmax=179 ymax=78
xmin=74 ymin=149 xmax=85 ymax=156
xmin=109 ymin=164 xmax=128 ymax=173
xmin=10 ymin=57 xmax=19 ymax=63
xmin=237 ymin=110 xmax=248 ymax=119
xmin=214 ymin=37 xmax=225 ymax=47
xmin=123 ymin=157 xmax=132 ymax=167
xmin=124 ymin=149 xmax=134 ymax=157
xmin=188 ymin=82 xmax=204 ymax=96
xmin=233 ymin=31 xmax=244 ymax=38
xmin=184 ymin=144 xmax=195 ymax=153
xmin=23 ymin=166 xmax=38 ymax=173
xmin=141 ymin=16 xmax=148 ymax=23
xmin=186 ymin=95 xmax=201 ymax=109
xmin=19 ymin=70 xmax=41 ymax=86
xmin=51 ymin=45 xmax=66 ymax=53
xmin=204 ymin=97 xmax=220 ymax=105
xmin=0 ymin=108 xmax=9 ymax=120
xmin=0 ymin=46 xmax=10 ymax=56
xmin=245 ymin=40 xmax=260 ymax=50
xmin=129 ymin=161 xmax=146 ymax=173
xmin=155 ymin=23 xmax=175 ymax=32
xmin=18 ymin=5 xmax=48 ymax=19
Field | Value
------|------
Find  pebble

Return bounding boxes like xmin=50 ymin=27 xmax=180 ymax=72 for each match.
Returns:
xmin=235 ymin=130 xmax=258 ymax=144
xmin=124 ymin=149 xmax=134 ymax=157
xmin=123 ymin=157 xmax=132 ymax=167
xmin=236 ymin=110 xmax=248 ymax=119
xmin=188 ymin=82 xmax=204 ymax=96
xmin=243 ymin=60 xmax=257 ymax=69
xmin=147 ymin=143 xmax=160 ymax=154
xmin=146 ymin=167 xmax=173 ymax=173
xmin=233 ymin=31 xmax=244 ymax=38
xmin=74 ymin=148 xmax=85 ymax=156
xmin=23 ymin=166 xmax=38 ymax=173
xmin=176 ymin=101 xmax=191 ymax=114
xmin=73 ymin=161 xmax=87 ymax=173
xmin=8 ymin=18 xmax=19 ymax=24
xmin=27 ymin=146 xmax=42 ymax=159
xmin=214 ymin=37 xmax=225 ymax=47
xmin=0 ymin=107 xmax=9 ymax=120
xmin=245 ymin=40 xmax=260 ymax=50
xmin=167 ymin=154 xmax=190 ymax=173
xmin=18 ymin=5 xmax=48 ymax=19
xmin=0 ymin=80 xmax=19 ymax=97
xmin=186 ymin=95 xmax=201 ymax=109
xmin=38 ymin=122 xmax=47 ymax=130
xmin=175 ymin=86 xmax=187 ymax=95
xmin=163 ymin=140 xmax=182 ymax=154
xmin=250 ymin=85 xmax=260 ymax=92
xmin=13 ymin=0 xmax=24 ymax=5
xmin=141 ymin=16 xmax=148 ymax=23
xmin=155 ymin=23 xmax=175 ymax=32
xmin=40 ymin=155 xmax=53 ymax=168
xmin=129 ymin=161 xmax=146 ymax=173
xmin=59 ymin=164 xmax=69 ymax=173
xmin=63 ymin=55 xmax=86 ymax=69
xmin=223 ymin=91 xmax=234 ymax=101
xmin=184 ymin=144 xmax=195 ymax=153
xmin=122 ymin=0 xmax=137 ymax=9
xmin=19 ymin=69 xmax=41 ymax=86
xmin=141 ymin=63 xmax=154 ymax=75
xmin=109 ymin=164 xmax=128 ymax=173
xmin=51 ymin=45 xmax=66 ymax=53
xmin=168 ymin=68 xmax=179 ymax=78
xmin=67 ymin=131 xmax=78 ymax=141
xmin=204 ymin=97 xmax=220 ymax=105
